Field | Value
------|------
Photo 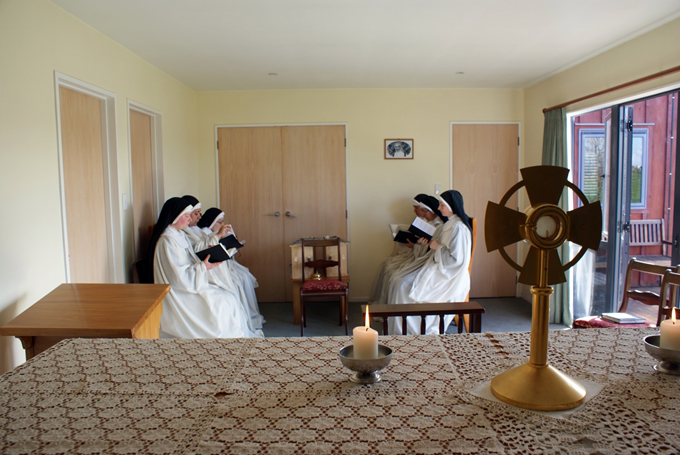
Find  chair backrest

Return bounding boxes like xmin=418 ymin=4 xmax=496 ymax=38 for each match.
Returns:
xmin=132 ymin=259 xmax=146 ymax=284
xmin=462 ymin=217 xmax=477 ymax=302
xmin=629 ymin=219 xmax=664 ymax=247
xmin=300 ymin=237 xmax=342 ymax=283
xmin=619 ymin=258 xmax=676 ymax=316
xmin=468 ymin=217 xmax=477 ymax=275
xmin=658 ymin=270 xmax=680 ymax=325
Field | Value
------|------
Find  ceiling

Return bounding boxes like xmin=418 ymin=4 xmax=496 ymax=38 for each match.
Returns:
xmin=51 ymin=0 xmax=680 ymax=92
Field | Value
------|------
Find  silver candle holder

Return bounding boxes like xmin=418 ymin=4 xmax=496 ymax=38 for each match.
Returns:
xmin=338 ymin=344 xmax=393 ymax=384
xmin=644 ymin=335 xmax=680 ymax=375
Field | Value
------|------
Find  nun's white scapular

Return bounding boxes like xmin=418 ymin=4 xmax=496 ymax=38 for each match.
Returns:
xmin=154 ymin=226 xmax=262 ymax=338
xmin=386 ymin=214 xmax=471 ymax=335
xmin=188 ymin=207 xmax=265 ymax=331
xmin=368 ymin=193 xmax=447 ymax=307
xmin=369 ymin=216 xmax=442 ymax=305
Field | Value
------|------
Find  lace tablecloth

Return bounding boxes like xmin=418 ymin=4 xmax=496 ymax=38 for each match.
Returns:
xmin=0 ymin=328 xmax=678 ymax=454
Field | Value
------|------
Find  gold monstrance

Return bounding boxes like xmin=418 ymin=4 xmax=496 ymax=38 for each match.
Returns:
xmin=485 ymin=166 xmax=602 ymax=411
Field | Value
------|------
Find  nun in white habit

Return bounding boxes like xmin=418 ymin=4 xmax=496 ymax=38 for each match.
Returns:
xmin=386 ymin=190 xmax=472 ymax=335
xmin=179 ymin=197 xmax=263 ymax=332
xmin=181 ymin=195 xmax=212 ymax=250
xmin=369 ymin=194 xmax=446 ymax=305
xmin=198 ymin=207 xmax=265 ymax=330
xmin=149 ymin=197 xmax=262 ymax=339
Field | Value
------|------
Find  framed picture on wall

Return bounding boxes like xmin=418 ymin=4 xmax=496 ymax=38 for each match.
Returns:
xmin=384 ymin=139 xmax=414 ymax=160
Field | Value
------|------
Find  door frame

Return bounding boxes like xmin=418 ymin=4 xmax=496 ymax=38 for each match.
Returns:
xmin=54 ymin=72 xmax=122 ymax=283
xmin=127 ymin=100 xmax=165 ymax=225
xmin=214 ymin=123 xmax=351 ymax=240
xmin=567 ymin=82 xmax=680 ymax=313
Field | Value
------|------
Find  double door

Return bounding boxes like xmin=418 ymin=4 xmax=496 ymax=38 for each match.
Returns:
xmin=217 ymin=125 xmax=347 ymax=302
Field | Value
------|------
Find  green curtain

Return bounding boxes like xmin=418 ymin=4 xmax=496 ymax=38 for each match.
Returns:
xmin=541 ymin=107 xmax=571 ymax=325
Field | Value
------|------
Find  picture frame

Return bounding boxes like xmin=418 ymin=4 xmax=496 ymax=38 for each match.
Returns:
xmin=384 ymin=139 xmax=414 ymax=160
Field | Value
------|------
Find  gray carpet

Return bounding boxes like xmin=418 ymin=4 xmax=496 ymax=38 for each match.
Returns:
xmin=259 ymin=298 xmax=568 ymax=337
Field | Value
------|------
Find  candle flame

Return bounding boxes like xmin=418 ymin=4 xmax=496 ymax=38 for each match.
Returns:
xmin=672 ymin=308 xmax=677 ymax=324
xmin=365 ymin=307 xmax=370 ymax=328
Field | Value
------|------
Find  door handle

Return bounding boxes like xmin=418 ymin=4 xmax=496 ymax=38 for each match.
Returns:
xmin=285 ymin=211 xmax=297 ymax=218
xmin=267 ymin=211 xmax=281 ymax=217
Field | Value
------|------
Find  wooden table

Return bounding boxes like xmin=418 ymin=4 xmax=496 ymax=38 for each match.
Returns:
xmin=0 ymin=283 xmax=170 ymax=360
xmin=362 ymin=301 xmax=485 ymax=334
xmin=291 ymin=275 xmax=349 ymax=325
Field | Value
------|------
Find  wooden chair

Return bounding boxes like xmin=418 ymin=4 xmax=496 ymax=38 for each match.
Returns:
xmin=299 ymin=237 xmax=349 ymax=336
xmin=454 ymin=216 xmax=478 ymax=332
xmin=573 ymin=258 xmax=676 ymax=328
xmin=657 ymin=270 xmax=680 ymax=325
xmin=363 ymin=302 xmax=485 ymax=335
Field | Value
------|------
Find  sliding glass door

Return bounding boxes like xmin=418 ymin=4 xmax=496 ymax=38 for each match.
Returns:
xmin=570 ymin=91 xmax=678 ymax=320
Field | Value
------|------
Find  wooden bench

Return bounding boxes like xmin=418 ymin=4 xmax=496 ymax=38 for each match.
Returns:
xmin=362 ymin=302 xmax=485 ymax=335
xmin=630 ymin=219 xmax=665 ymax=247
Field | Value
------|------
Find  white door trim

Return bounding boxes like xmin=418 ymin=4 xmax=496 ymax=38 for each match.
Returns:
xmin=54 ymin=72 xmax=123 ymax=283
xmin=127 ymin=100 xmax=165 ymax=222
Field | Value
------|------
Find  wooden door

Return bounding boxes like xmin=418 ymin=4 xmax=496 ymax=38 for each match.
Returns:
xmin=59 ymin=87 xmax=109 ymax=282
xmin=130 ymin=109 xmax=155 ymax=262
xmin=281 ymin=125 xmax=347 ymax=300
xmin=452 ymin=124 xmax=518 ymax=298
xmin=218 ymin=127 xmax=286 ymax=302
xmin=217 ymin=125 xmax=347 ymax=302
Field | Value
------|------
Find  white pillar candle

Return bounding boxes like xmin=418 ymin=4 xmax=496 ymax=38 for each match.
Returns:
xmin=353 ymin=308 xmax=378 ymax=359
xmin=660 ymin=308 xmax=680 ymax=351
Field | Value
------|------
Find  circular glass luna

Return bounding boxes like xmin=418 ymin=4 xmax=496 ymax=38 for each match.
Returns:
xmin=535 ymin=214 xmax=559 ymax=240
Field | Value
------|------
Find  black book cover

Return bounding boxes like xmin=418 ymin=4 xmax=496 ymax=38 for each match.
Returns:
xmin=394 ymin=230 xmax=420 ymax=244
xmin=407 ymin=224 xmax=433 ymax=241
xmin=219 ymin=234 xmax=244 ymax=250
xmin=196 ymin=244 xmax=233 ymax=263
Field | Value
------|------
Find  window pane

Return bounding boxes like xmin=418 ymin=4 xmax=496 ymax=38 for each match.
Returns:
xmin=580 ymin=130 xmax=605 ymax=204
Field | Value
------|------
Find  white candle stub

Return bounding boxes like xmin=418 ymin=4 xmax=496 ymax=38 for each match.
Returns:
xmin=353 ymin=308 xmax=379 ymax=359
xmin=660 ymin=308 xmax=680 ymax=351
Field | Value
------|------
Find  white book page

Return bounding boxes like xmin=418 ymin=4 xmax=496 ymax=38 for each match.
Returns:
xmin=411 ymin=216 xmax=436 ymax=236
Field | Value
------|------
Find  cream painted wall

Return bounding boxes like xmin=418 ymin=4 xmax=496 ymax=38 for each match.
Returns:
xmin=0 ymin=0 xmax=197 ymax=374
xmin=520 ymin=17 xmax=680 ymax=301
xmin=197 ymin=89 xmax=524 ymax=301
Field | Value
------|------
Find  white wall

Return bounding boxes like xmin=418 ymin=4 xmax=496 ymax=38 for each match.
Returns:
xmin=196 ymin=88 xmax=524 ymax=300
xmin=0 ymin=0 xmax=198 ymax=373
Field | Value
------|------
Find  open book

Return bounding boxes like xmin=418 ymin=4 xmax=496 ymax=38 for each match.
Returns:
xmin=601 ymin=312 xmax=645 ymax=324
xmin=196 ymin=243 xmax=238 ymax=263
xmin=393 ymin=217 xmax=436 ymax=244
xmin=219 ymin=234 xmax=245 ymax=250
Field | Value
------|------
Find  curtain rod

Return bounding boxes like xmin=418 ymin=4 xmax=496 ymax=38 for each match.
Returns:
xmin=542 ymin=64 xmax=680 ymax=113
